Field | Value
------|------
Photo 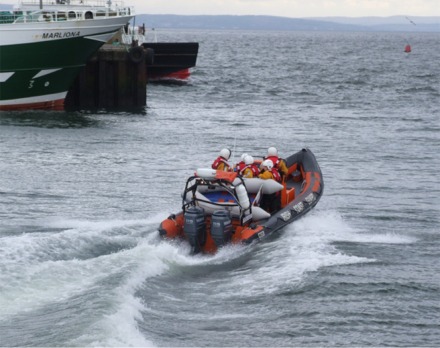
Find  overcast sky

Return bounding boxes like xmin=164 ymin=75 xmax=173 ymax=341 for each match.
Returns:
xmin=129 ymin=0 xmax=438 ymax=17
xmin=0 ymin=0 xmax=439 ymax=17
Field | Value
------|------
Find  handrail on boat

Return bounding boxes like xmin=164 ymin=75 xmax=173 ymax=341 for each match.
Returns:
xmin=18 ymin=0 xmax=128 ymax=8
xmin=0 ymin=0 xmax=133 ymax=24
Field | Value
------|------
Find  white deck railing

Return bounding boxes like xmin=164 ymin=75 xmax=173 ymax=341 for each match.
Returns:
xmin=19 ymin=0 xmax=128 ymax=8
xmin=0 ymin=0 xmax=133 ymax=24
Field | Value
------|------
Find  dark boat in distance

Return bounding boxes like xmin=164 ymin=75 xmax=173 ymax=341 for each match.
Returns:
xmin=121 ymin=25 xmax=198 ymax=81
xmin=159 ymin=148 xmax=324 ymax=254
xmin=142 ymin=42 xmax=199 ymax=80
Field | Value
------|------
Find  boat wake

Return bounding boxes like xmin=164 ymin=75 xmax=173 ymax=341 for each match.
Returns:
xmin=0 ymin=212 xmax=252 ymax=346
xmin=212 ymin=208 xmax=417 ymax=298
xmin=0 ymin=210 xmax=417 ymax=346
xmin=0 ymin=216 xmax=164 ymax=347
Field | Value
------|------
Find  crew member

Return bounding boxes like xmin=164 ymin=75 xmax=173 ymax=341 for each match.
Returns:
xmin=235 ymin=153 xmax=248 ymax=173
xmin=258 ymin=159 xmax=281 ymax=182
xmin=211 ymin=148 xmax=233 ymax=172
xmin=258 ymin=159 xmax=281 ymax=212
xmin=238 ymin=155 xmax=260 ymax=178
xmin=265 ymin=147 xmax=288 ymax=180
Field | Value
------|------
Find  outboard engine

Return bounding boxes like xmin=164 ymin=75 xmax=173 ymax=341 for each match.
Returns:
xmin=183 ymin=206 xmax=206 ymax=254
xmin=210 ymin=210 xmax=232 ymax=248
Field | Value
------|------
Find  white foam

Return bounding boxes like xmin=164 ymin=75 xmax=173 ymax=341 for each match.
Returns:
xmin=68 ymin=236 xmax=165 ymax=347
xmin=213 ymin=209 xmax=416 ymax=298
xmin=43 ymin=214 xmax=167 ymax=231
xmin=342 ymin=232 xmax=418 ymax=244
xmin=291 ymin=210 xmax=418 ymax=245
xmin=0 ymin=216 xmax=170 ymax=347
xmin=0 ymin=210 xmax=417 ymax=345
xmin=84 ymin=234 xmax=252 ymax=347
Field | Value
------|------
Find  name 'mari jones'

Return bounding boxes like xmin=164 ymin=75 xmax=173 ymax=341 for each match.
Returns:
xmin=42 ymin=31 xmax=80 ymax=39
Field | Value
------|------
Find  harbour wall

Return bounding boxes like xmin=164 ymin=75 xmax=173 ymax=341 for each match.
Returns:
xmin=65 ymin=45 xmax=149 ymax=110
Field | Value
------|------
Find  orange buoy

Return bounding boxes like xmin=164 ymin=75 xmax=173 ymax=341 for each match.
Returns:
xmin=404 ymin=44 xmax=412 ymax=53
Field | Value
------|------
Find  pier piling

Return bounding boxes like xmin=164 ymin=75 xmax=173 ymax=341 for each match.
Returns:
xmin=65 ymin=45 xmax=147 ymax=110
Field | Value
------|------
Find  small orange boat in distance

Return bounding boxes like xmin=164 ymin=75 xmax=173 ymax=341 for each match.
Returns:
xmin=159 ymin=148 xmax=324 ymax=254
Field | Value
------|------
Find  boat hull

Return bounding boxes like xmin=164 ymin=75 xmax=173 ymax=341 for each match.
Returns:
xmin=142 ymin=42 xmax=199 ymax=80
xmin=159 ymin=148 xmax=324 ymax=254
xmin=241 ymin=149 xmax=324 ymax=245
xmin=0 ymin=16 xmax=133 ymax=111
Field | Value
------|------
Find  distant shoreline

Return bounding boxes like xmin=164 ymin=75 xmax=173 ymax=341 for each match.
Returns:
xmin=0 ymin=4 xmax=438 ymax=32
xmin=137 ymin=14 xmax=440 ymax=32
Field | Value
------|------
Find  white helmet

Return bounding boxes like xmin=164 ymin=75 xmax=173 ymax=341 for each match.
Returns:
xmin=220 ymin=148 xmax=231 ymax=160
xmin=267 ymin=147 xmax=278 ymax=157
xmin=244 ymin=155 xmax=254 ymax=165
xmin=240 ymin=153 xmax=249 ymax=161
xmin=262 ymin=159 xmax=274 ymax=170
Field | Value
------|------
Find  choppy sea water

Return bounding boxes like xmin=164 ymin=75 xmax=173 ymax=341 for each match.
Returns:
xmin=0 ymin=30 xmax=439 ymax=347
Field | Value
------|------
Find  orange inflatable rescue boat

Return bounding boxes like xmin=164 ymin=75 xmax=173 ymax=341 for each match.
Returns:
xmin=159 ymin=148 xmax=324 ymax=254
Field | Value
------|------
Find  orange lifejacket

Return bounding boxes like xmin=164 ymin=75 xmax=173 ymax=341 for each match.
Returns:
xmin=266 ymin=155 xmax=281 ymax=168
xmin=270 ymin=168 xmax=281 ymax=182
xmin=236 ymin=161 xmax=246 ymax=173
xmin=212 ymin=156 xmax=232 ymax=171
xmin=239 ymin=164 xmax=260 ymax=177
xmin=266 ymin=155 xmax=287 ymax=177
xmin=259 ymin=168 xmax=281 ymax=182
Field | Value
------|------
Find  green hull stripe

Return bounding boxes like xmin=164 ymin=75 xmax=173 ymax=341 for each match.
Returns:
xmin=0 ymin=34 xmax=113 ymax=71
xmin=0 ymin=29 xmax=119 ymax=102
xmin=0 ymin=66 xmax=82 ymax=101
